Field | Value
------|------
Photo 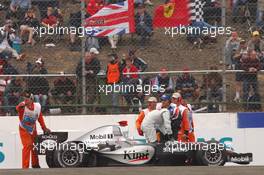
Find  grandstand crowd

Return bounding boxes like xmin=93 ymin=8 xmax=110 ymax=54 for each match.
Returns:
xmin=0 ymin=0 xmax=263 ymax=116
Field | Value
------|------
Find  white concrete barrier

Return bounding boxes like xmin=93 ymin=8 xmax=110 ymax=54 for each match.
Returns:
xmin=0 ymin=113 xmax=262 ymax=168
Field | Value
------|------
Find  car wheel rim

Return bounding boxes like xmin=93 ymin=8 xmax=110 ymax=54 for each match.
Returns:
xmin=204 ymin=149 xmax=222 ymax=165
xmin=61 ymin=150 xmax=79 ymax=166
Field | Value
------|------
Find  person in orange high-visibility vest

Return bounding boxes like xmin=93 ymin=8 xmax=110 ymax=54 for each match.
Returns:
xmin=171 ymin=92 xmax=190 ymax=142
xmin=177 ymin=95 xmax=196 ymax=142
xmin=185 ymin=103 xmax=195 ymax=142
xmin=106 ymin=53 xmax=122 ymax=113
xmin=106 ymin=53 xmax=121 ymax=84
xmin=16 ymin=90 xmax=51 ymax=169
xmin=136 ymin=97 xmax=157 ymax=136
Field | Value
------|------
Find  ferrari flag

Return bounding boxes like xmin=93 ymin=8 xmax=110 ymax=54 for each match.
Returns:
xmin=84 ymin=0 xmax=135 ymax=37
xmin=153 ymin=0 xmax=205 ymax=28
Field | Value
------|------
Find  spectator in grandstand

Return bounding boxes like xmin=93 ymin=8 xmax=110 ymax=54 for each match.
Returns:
xmin=6 ymin=0 xmax=31 ymax=22
xmin=122 ymin=58 xmax=139 ymax=81
xmin=199 ymin=66 xmax=223 ymax=112
xmin=69 ymin=9 xmax=82 ymax=51
xmin=144 ymin=0 xmax=153 ymax=6
xmin=232 ymin=0 xmax=248 ymax=23
xmin=0 ymin=1 xmax=7 ymax=11
xmin=52 ymin=6 xmax=63 ymax=23
xmin=203 ymin=0 xmax=222 ymax=25
xmin=245 ymin=84 xmax=262 ymax=111
xmin=20 ymin=8 xmax=39 ymax=46
xmin=0 ymin=55 xmax=19 ymax=75
xmin=3 ymin=77 xmax=24 ymax=116
xmin=0 ymin=59 xmax=4 ymax=74
xmin=247 ymin=31 xmax=264 ymax=68
xmin=41 ymin=7 xmax=58 ymax=28
xmin=85 ymin=36 xmax=100 ymax=52
xmin=33 ymin=57 xmax=48 ymax=74
xmin=0 ymin=20 xmax=25 ymax=60
xmin=85 ymin=0 xmax=103 ymax=50
xmin=120 ymin=49 xmax=147 ymax=72
xmin=69 ymin=14 xmax=100 ymax=51
xmin=75 ymin=48 xmax=101 ymax=111
xmin=241 ymin=50 xmax=261 ymax=109
xmin=233 ymin=39 xmax=248 ymax=102
xmin=122 ymin=58 xmax=139 ymax=108
xmin=106 ymin=53 xmax=122 ymax=113
xmin=135 ymin=4 xmax=153 ymax=46
xmin=68 ymin=1 xmax=100 ymax=51
xmin=108 ymin=35 xmax=119 ymax=49
xmin=134 ymin=0 xmax=153 ymax=6
xmin=186 ymin=21 xmax=215 ymax=48
xmin=175 ymin=68 xmax=200 ymax=103
xmin=27 ymin=68 xmax=50 ymax=112
xmin=128 ymin=49 xmax=148 ymax=72
xmin=256 ymin=0 xmax=264 ymax=27
xmin=0 ymin=60 xmax=10 ymax=115
xmin=225 ymin=31 xmax=241 ymax=69
xmin=51 ymin=72 xmax=76 ymax=113
xmin=153 ymin=68 xmax=173 ymax=96
xmin=247 ymin=31 xmax=264 ymax=53
xmin=33 ymin=0 xmax=60 ymax=19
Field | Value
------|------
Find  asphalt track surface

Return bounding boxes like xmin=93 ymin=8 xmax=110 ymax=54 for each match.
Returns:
xmin=0 ymin=166 xmax=263 ymax=175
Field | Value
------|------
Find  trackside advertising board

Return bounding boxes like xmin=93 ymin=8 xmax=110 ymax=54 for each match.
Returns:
xmin=0 ymin=113 xmax=263 ymax=168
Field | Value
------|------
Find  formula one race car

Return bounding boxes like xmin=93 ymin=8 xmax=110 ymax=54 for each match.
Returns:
xmin=35 ymin=124 xmax=253 ymax=168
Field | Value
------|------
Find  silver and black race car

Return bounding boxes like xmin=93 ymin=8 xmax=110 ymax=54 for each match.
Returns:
xmin=35 ymin=124 xmax=253 ymax=168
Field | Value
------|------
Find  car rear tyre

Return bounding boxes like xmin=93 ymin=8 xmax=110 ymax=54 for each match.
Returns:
xmin=56 ymin=149 xmax=84 ymax=167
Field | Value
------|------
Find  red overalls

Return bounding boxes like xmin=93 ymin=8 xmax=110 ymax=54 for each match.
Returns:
xmin=16 ymin=102 xmax=47 ymax=168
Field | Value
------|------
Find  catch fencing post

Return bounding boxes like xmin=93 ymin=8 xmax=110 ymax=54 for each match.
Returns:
xmin=81 ymin=0 xmax=87 ymax=114
xmin=221 ymin=0 xmax=227 ymax=112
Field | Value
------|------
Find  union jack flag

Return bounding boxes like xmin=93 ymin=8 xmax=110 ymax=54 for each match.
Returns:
xmin=85 ymin=0 xmax=135 ymax=37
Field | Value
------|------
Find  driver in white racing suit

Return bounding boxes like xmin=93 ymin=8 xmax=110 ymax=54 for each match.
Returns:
xmin=141 ymin=95 xmax=173 ymax=143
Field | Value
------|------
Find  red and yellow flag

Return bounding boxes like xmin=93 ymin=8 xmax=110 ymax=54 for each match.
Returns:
xmin=153 ymin=0 xmax=191 ymax=28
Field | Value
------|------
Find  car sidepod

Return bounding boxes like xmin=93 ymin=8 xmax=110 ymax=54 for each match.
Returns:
xmin=96 ymin=145 xmax=155 ymax=166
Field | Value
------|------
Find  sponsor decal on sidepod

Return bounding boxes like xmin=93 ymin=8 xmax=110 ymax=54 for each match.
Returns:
xmin=124 ymin=150 xmax=150 ymax=162
xmin=90 ymin=134 xmax=113 ymax=140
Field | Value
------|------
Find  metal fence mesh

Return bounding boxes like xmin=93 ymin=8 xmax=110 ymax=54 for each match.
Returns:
xmin=0 ymin=0 xmax=264 ymax=115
